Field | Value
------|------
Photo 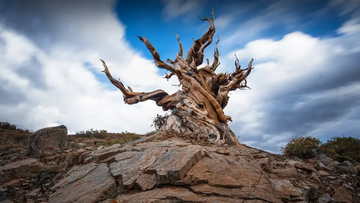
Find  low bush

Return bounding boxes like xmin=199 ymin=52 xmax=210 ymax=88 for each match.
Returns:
xmin=282 ymin=136 xmax=321 ymax=159
xmin=151 ymin=114 xmax=168 ymax=130
xmin=282 ymin=135 xmax=360 ymax=162
xmin=319 ymin=136 xmax=360 ymax=163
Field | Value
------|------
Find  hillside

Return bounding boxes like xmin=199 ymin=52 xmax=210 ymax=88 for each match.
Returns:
xmin=0 ymin=124 xmax=359 ymax=203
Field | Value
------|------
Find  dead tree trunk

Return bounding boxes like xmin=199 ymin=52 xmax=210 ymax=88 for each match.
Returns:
xmin=101 ymin=10 xmax=253 ymax=146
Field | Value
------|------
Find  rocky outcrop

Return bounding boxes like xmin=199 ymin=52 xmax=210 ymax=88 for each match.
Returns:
xmin=49 ymin=163 xmax=116 ymax=203
xmin=27 ymin=125 xmax=68 ymax=158
xmin=1 ymin=130 xmax=360 ymax=203
xmin=47 ymin=137 xmax=360 ymax=203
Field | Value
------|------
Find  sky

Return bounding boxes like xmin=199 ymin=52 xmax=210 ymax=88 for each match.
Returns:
xmin=0 ymin=0 xmax=359 ymax=153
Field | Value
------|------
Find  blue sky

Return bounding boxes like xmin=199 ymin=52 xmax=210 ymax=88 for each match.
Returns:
xmin=0 ymin=0 xmax=359 ymax=153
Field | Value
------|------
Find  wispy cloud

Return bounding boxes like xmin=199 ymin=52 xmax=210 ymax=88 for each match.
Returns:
xmin=162 ymin=0 xmax=200 ymax=20
xmin=327 ymin=0 xmax=360 ymax=16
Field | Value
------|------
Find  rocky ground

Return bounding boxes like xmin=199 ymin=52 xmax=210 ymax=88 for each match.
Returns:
xmin=0 ymin=126 xmax=359 ymax=203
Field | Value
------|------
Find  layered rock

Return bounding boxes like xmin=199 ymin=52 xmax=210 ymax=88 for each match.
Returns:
xmin=49 ymin=163 xmax=116 ymax=203
xmin=1 ymin=129 xmax=360 ymax=203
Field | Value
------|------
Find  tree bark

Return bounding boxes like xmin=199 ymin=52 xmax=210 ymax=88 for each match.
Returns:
xmin=101 ymin=10 xmax=253 ymax=146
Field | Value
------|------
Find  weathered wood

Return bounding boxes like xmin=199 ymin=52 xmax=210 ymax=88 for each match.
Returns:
xmin=101 ymin=10 xmax=253 ymax=146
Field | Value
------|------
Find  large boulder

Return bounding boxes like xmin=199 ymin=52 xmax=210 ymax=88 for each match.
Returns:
xmin=27 ymin=125 xmax=68 ymax=158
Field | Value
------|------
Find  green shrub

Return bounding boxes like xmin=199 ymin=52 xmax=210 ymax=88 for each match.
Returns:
xmin=282 ymin=136 xmax=321 ymax=159
xmin=151 ymin=114 xmax=168 ymax=130
xmin=319 ymin=136 xmax=360 ymax=163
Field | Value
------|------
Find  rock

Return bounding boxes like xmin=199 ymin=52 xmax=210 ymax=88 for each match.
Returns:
xmin=334 ymin=163 xmax=353 ymax=174
xmin=116 ymin=187 xmax=203 ymax=203
xmin=270 ymin=179 xmax=302 ymax=199
xmin=318 ymin=193 xmax=332 ymax=203
xmin=309 ymin=173 xmax=321 ymax=184
xmin=3 ymin=179 xmax=21 ymax=188
xmin=145 ymin=145 xmax=204 ymax=184
xmin=343 ymin=161 xmax=353 ymax=167
xmin=318 ymin=162 xmax=332 ymax=171
xmin=332 ymin=186 xmax=353 ymax=203
xmin=318 ymin=170 xmax=329 ymax=176
xmin=0 ymin=200 xmax=14 ymax=203
xmin=216 ymin=149 xmax=230 ymax=155
xmin=109 ymin=147 xmax=167 ymax=188
xmin=135 ymin=173 xmax=157 ymax=191
xmin=25 ymin=188 xmax=41 ymax=200
xmin=317 ymin=154 xmax=334 ymax=166
xmin=116 ymin=186 xmax=255 ymax=203
xmin=285 ymin=159 xmax=302 ymax=167
xmin=0 ymin=158 xmax=43 ymax=184
xmin=49 ymin=163 xmax=116 ymax=203
xmin=273 ymin=167 xmax=302 ymax=178
xmin=51 ymin=162 xmax=97 ymax=190
xmin=127 ymin=137 xmax=148 ymax=145
xmin=79 ymin=144 xmax=125 ymax=164
xmin=343 ymin=183 xmax=355 ymax=191
xmin=256 ymin=157 xmax=271 ymax=172
xmin=131 ymin=147 xmax=142 ymax=152
xmin=353 ymin=164 xmax=359 ymax=175
xmin=182 ymin=153 xmax=279 ymax=202
xmin=294 ymin=163 xmax=317 ymax=173
xmin=27 ymin=125 xmax=68 ymax=158
xmin=3 ymin=129 xmax=360 ymax=203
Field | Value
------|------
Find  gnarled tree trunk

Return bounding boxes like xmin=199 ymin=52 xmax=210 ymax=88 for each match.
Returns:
xmin=101 ymin=10 xmax=253 ymax=146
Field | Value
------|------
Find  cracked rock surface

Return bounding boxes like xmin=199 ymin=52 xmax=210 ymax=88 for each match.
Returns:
xmin=1 ymin=131 xmax=360 ymax=203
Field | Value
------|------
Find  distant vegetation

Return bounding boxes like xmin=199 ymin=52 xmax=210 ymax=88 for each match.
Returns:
xmin=0 ymin=122 xmax=30 ymax=133
xmin=282 ymin=135 xmax=360 ymax=162
xmin=73 ymin=129 xmax=142 ymax=146
xmin=75 ymin=129 xmax=108 ymax=139
xmin=0 ymin=122 xmax=143 ymax=147
xmin=0 ymin=122 xmax=31 ymax=144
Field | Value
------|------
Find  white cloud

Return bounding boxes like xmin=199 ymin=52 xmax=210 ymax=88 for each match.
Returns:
xmin=221 ymin=16 xmax=360 ymax=153
xmin=0 ymin=1 xmax=178 ymax=134
xmin=1 ymin=0 xmax=360 ymax=154
xmin=337 ymin=18 xmax=360 ymax=35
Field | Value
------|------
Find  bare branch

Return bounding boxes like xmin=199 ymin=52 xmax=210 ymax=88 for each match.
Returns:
xmin=211 ymin=36 xmax=220 ymax=71
xmin=175 ymin=33 xmax=183 ymax=57
xmin=137 ymin=36 xmax=174 ymax=72
xmin=164 ymin=72 xmax=175 ymax=80
xmin=101 ymin=59 xmax=170 ymax=106
xmin=100 ymin=59 xmax=136 ymax=97
xmin=226 ymin=58 xmax=253 ymax=91
xmin=186 ymin=10 xmax=216 ymax=66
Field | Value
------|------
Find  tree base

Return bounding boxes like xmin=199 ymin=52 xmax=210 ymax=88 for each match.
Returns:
xmin=161 ymin=112 xmax=241 ymax=146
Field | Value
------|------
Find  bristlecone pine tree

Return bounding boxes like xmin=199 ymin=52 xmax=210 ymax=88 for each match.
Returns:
xmin=101 ymin=10 xmax=253 ymax=146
